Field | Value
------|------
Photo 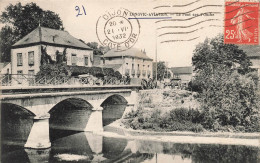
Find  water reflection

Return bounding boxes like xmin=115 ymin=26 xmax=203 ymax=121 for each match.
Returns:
xmin=2 ymin=130 xmax=259 ymax=163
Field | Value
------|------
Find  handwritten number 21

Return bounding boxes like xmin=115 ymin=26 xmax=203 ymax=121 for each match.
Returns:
xmin=75 ymin=5 xmax=86 ymax=17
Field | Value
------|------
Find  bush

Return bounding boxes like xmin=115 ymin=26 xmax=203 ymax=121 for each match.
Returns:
xmin=36 ymin=64 xmax=123 ymax=80
xmin=191 ymin=70 xmax=260 ymax=132
xmin=169 ymin=108 xmax=202 ymax=123
xmin=123 ymin=107 xmax=205 ymax=132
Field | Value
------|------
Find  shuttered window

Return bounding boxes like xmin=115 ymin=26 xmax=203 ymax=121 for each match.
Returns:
xmin=17 ymin=53 xmax=23 ymax=66
xmin=71 ymin=54 xmax=77 ymax=65
xmin=28 ymin=51 xmax=34 ymax=65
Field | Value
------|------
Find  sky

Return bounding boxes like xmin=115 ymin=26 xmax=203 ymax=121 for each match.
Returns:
xmin=0 ymin=0 xmax=226 ymax=67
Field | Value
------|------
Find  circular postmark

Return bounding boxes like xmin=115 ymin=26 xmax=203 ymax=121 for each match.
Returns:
xmin=96 ymin=8 xmax=140 ymax=51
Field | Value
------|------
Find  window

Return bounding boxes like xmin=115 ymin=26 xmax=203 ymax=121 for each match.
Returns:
xmin=17 ymin=70 xmax=23 ymax=81
xmin=28 ymin=51 xmax=34 ymax=66
xmin=28 ymin=70 xmax=35 ymax=76
xmin=132 ymin=64 xmax=134 ymax=69
xmin=17 ymin=70 xmax=23 ymax=74
xmin=17 ymin=53 xmax=23 ymax=66
xmin=132 ymin=58 xmax=134 ymax=62
xmin=138 ymin=64 xmax=140 ymax=69
xmin=71 ymin=54 xmax=77 ymax=65
xmin=84 ymin=56 xmax=88 ymax=66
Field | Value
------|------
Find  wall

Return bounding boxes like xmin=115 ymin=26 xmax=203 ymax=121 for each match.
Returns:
xmin=11 ymin=45 xmax=41 ymax=75
xmin=11 ymin=45 xmax=93 ymax=78
xmin=179 ymin=74 xmax=192 ymax=84
xmin=44 ymin=45 xmax=93 ymax=67
xmin=104 ymin=57 xmax=153 ymax=79
xmin=250 ymin=58 xmax=260 ymax=68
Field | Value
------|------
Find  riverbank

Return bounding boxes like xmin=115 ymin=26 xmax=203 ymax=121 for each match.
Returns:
xmin=123 ymin=89 xmax=260 ymax=133
xmin=101 ymin=120 xmax=260 ymax=147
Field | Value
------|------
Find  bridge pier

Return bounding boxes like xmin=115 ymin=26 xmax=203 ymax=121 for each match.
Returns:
xmin=24 ymin=114 xmax=51 ymax=149
xmin=123 ymin=90 xmax=139 ymax=117
xmin=84 ymin=106 xmax=104 ymax=132
xmin=25 ymin=148 xmax=51 ymax=163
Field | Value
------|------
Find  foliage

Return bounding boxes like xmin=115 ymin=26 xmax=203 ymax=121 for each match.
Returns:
xmin=152 ymin=61 xmax=171 ymax=81
xmin=36 ymin=63 xmax=70 ymax=81
xmin=0 ymin=2 xmax=63 ymax=62
xmin=192 ymin=35 xmax=260 ymax=132
xmin=186 ymin=79 xmax=203 ymax=93
xmin=86 ymin=42 xmax=110 ymax=55
xmin=123 ymin=107 xmax=205 ymax=132
xmin=192 ymin=35 xmax=252 ymax=75
xmin=36 ymin=63 xmax=122 ymax=80
xmin=67 ymin=65 xmax=121 ymax=78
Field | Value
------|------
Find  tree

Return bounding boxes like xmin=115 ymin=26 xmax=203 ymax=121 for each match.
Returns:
xmin=192 ymin=35 xmax=252 ymax=76
xmin=153 ymin=61 xmax=170 ymax=81
xmin=86 ymin=42 xmax=110 ymax=55
xmin=0 ymin=2 xmax=63 ymax=62
xmin=192 ymin=35 xmax=259 ymax=131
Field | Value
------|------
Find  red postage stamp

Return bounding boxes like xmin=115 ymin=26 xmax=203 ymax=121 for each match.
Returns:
xmin=224 ymin=0 xmax=259 ymax=45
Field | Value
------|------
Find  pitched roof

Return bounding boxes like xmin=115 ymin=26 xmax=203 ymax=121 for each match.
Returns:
xmin=0 ymin=62 xmax=10 ymax=69
xmin=104 ymin=48 xmax=153 ymax=61
xmin=12 ymin=26 xmax=92 ymax=50
xmin=238 ymin=45 xmax=260 ymax=58
xmin=170 ymin=66 xmax=193 ymax=74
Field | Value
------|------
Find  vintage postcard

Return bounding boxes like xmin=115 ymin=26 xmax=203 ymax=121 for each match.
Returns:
xmin=0 ymin=0 xmax=259 ymax=162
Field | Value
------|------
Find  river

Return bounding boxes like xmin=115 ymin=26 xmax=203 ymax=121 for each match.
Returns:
xmin=1 ymin=129 xmax=259 ymax=163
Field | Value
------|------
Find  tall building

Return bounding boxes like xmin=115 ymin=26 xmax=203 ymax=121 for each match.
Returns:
xmin=11 ymin=26 xmax=93 ymax=76
xmin=103 ymin=48 xmax=153 ymax=79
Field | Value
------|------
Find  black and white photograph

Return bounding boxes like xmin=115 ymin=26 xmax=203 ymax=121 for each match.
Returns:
xmin=0 ymin=0 xmax=259 ymax=162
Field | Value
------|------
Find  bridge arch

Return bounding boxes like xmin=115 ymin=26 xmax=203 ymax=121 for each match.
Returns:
xmin=48 ymin=98 xmax=93 ymax=132
xmin=101 ymin=94 xmax=128 ymax=126
xmin=1 ymin=103 xmax=35 ymax=146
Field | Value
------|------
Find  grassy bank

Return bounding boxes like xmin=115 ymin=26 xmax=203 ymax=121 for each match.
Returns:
xmin=121 ymin=89 xmax=260 ymax=133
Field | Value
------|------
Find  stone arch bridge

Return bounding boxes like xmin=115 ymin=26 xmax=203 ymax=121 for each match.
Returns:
xmin=1 ymin=85 xmax=140 ymax=149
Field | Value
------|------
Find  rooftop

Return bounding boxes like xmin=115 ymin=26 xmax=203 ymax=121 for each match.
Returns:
xmin=170 ymin=66 xmax=193 ymax=74
xmin=238 ymin=45 xmax=260 ymax=58
xmin=12 ymin=26 xmax=92 ymax=50
xmin=104 ymin=48 xmax=153 ymax=61
xmin=0 ymin=62 xmax=10 ymax=71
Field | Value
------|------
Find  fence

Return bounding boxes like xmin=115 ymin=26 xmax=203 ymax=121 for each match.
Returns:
xmin=0 ymin=74 xmax=130 ymax=87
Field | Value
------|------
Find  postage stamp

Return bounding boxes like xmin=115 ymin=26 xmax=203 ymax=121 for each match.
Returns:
xmin=224 ymin=0 xmax=259 ymax=45
xmin=96 ymin=8 xmax=140 ymax=51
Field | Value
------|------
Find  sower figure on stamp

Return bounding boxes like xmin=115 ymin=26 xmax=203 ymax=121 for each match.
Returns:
xmin=231 ymin=5 xmax=255 ymax=43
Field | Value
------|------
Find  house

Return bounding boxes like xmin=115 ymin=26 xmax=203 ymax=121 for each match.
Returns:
xmin=11 ymin=26 xmax=93 ymax=77
xmin=238 ymin=45 xmax=260 ymax=78
xmin=103 ymin=48 xmax=153 ymax=79
xmin=170 ymin=66 xmax=193 ymax=86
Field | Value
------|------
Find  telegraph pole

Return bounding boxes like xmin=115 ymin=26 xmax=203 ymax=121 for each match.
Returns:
xmin=155 ymin=30 xmax=158 ymax=83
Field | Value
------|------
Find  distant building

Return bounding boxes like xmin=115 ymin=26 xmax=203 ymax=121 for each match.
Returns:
xmin=238 ymin=45 xmax=260 ymax=78
xmin=11 ymin=26 xmax=93 ymax=76
xmin=170 ymin=66 xmax=193 ymax=85
xmin=103 ymin=48 xmax=153 ymax=79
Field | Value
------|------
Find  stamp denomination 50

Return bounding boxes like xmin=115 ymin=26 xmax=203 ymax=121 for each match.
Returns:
xmin=96 ymin=8 xmax=140 ymax=51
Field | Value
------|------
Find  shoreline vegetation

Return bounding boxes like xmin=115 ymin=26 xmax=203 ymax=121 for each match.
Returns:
xmin=121 ymin=36 xmax=260 ymax=134
xmin=121 ymin=88 xmax=260 ymax=133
